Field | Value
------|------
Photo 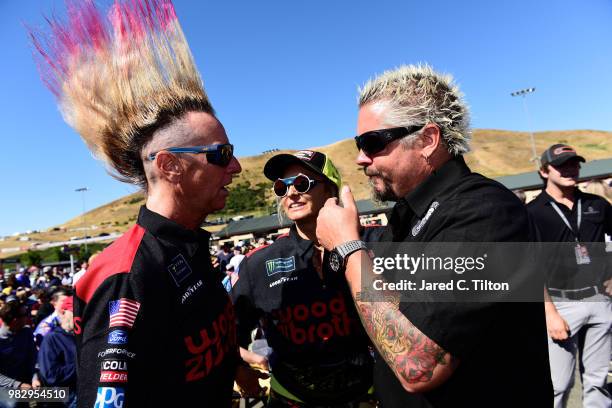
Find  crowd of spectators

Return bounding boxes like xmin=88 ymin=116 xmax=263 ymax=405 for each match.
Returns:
xmin=0 ymin=264 xmax=83 ymax=407
xmin=0 ymin=240 xmax=269 ymax=406
xmin=213 ymin=239 xmax=271 ymax=293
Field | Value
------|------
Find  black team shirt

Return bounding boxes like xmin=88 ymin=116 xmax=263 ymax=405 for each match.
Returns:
xmin=231 ymin=225 xmax=382 ymax=405
xmin=527 ymin=188 xmax=612 ymax=290
xmin=74 ymin=206 xmax=238 ymax=408
xmin=375 ymin=156 xmax=552 ymax=408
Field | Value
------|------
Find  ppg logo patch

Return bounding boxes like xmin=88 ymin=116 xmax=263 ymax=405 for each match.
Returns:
xmin=167 ymin=254 xmax=192 ymax=286
xmin=94 ymin=387 xmax=124 ymax=408
xmin=266 ymin=256 xmax=296 ymax=276
xmin=108 ymin=330 xmax=128 ymax=345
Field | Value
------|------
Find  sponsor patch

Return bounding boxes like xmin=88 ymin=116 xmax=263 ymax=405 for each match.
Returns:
xmin=265 ymin=256 xmax=296 ymax=276
xmin=181 ymin=279 xmax=203 ymax=304
xmin=94 ymin=387 xmax=124 ymax=408
xmin=294 ymin=150 xmax=315 ymax=161
xmin=97 ymin=348 xmax=136 ymax=359
xmin=108 ymin=298 xmax=140 ymax=329
xmin=167 ymin=254 xmax=193 ymax=286
xmin=269 ymin=276 xmax=299 ymax=288
xmin=412 ymin=201 xmax=439 ymax=237
xmin=553 ymin=146 xmax=575 ymax=155
xmin=101 ymin=360 xmax=128 ymax=371
xmin=100 ymin=370 xmax=128 ymax=383
xmin=583 ymin=206 xmax=600 ymax=215
xmin=107 ymin=329 xmax=128 ymax=345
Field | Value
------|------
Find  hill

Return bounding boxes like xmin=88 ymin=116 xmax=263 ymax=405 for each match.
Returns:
xmin=2 ymin=128 xmax=611 ymax=258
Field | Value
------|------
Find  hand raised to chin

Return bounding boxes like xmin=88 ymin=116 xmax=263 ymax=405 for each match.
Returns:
xmin=316 ymin=185 xmax=360 ymax=250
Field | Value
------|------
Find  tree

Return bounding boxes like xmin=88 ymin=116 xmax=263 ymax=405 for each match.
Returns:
xmin=20 ymin=251 xmax=42 ymax=267
xmin=224 ymin=181 xmax=270 ymax=213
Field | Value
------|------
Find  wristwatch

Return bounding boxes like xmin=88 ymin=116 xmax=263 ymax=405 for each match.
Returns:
xmin=329 ymin=240 xmax=368 ymax=272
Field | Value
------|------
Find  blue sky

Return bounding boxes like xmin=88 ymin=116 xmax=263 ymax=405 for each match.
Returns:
xmin=1 ymin=0 xmax=611 ymax=236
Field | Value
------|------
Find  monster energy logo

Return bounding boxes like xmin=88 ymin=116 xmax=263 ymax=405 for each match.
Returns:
xmin=266 ymin=256 xmax=296 ymax=276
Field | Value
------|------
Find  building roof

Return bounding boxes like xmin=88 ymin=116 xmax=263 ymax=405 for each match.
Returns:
xmin=214 ymin=199 xmax=393 ymax=239
xmin=214 ymin=157 xmax=611 ymax=239
xmin=494 ymin=158 xmax=612 ymax=191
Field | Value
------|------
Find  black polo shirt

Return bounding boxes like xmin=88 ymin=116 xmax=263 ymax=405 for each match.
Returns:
xmin=375 ymin=156 xmax=552 ymax=408
xmin=231 ymin=225 xmax=381 ymax=405
xmin=527 ymin=189 xmax=612 ymax=289
xmin=75 ymin=206 xmax=238 ymax=408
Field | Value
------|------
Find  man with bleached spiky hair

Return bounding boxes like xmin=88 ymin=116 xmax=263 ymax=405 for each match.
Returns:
xmin=316 ymin=64 xmax=552 ymax=407
xmin=29 ymin=0 xmax=266 ymax=406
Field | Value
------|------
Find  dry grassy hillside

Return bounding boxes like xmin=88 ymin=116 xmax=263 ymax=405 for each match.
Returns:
xmin=2 ymin=129 xmax=610 ymax=254
xmin=48 ymin=128 xmax=612 ymax=229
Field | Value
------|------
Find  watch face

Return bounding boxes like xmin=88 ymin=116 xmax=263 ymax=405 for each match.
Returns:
xmin=329 ymin=251 xmax=341 ymax=272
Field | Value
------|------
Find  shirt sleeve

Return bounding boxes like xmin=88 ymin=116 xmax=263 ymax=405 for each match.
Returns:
xmin=75 ymin=272 xmax=141 ymax=407
xmin=605 ymin=200 xmax=612 ymax=237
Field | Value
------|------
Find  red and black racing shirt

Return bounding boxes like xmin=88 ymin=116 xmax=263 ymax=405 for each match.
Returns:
xmin=74 ymin=206 xmax=238 ymax=408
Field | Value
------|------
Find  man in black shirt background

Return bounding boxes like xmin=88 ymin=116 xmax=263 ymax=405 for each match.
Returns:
xmin=527 ymin=144 xmax=611 ymax=408
xmin=316 ymin=64 xmax=552 ymax=407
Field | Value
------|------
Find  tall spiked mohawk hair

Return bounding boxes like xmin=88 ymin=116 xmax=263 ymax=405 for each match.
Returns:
xmin=30 ymin=0 xmax=213 ymax=188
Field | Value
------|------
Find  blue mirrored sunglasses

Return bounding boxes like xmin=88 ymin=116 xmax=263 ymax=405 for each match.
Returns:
xmin=273 ymin=173 xmax=320 ymax=197
xmin=147 ymin=143 xmax=234 ymax=167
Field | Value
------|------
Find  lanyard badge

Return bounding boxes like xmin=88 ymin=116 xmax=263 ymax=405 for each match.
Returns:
xmin=574 ymin=243 xmax=591 ymax=265
xmin=550 ymin=199 xmax=591 ymax=265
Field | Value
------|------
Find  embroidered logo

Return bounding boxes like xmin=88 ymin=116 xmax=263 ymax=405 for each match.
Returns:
xmin=553 ymin=146 xmax=575 ymax=155
xmin=94 ymin=387 xmax=124 ymax=408
xmin=108 ymin=299 xmax=140 ymax=329
xmin=107 ymin=329 xmax=128 ymax=345
xmin=265 ymin=256 xmax=296 ymax=276
xmin=167 ymin=254 xmax=192 ymax=286
xmin=294 ymin=151 xmax=315 ymax=161
xmin=411 ymin=201 xmax=439 ymax=237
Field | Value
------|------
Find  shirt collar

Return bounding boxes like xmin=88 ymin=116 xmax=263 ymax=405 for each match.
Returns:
xmin=288 ymin=224 xmax=314 ymax=256
xmin=402 ymin=155 xmax=471 ymax=218
xmin=137 ymin=206 xmax=211 ymax=257
xmin=538 ymin=188 xmax=582 ymax=209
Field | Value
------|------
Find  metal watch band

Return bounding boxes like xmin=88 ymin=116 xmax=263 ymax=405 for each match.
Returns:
xmin=336 ymin=240 xmax=368 ymax=259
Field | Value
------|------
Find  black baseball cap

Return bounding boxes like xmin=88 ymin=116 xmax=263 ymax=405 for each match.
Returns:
xmin=263 ymin=150 xmax=342 ymax=191
xmin=541 ymin=144 xmax=585 ymax=167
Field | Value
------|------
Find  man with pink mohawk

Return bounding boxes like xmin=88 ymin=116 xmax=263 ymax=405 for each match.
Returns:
xmin=29 ymin=1 xmax=264 ymax=406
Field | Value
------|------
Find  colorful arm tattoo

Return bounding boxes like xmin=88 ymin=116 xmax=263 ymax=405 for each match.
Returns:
xmin=356 ymin=292 xmax=453 ymax=385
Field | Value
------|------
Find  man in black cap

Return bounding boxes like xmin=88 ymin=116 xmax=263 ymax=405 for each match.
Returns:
xmin=527 ymin=143 xmax=611 ymax=408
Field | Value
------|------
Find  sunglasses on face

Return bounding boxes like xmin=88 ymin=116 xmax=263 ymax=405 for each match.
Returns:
xmin=147 ymin=143 xmax=234 ymax=167
xmin=354 ymin=125 xmax=424 ymax=156
xmin=273 ymin=173 xmax=320 ymax=197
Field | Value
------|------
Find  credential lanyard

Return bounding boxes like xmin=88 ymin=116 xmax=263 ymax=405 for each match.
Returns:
xmin=550 ymin=199 xmax=581 ymax=242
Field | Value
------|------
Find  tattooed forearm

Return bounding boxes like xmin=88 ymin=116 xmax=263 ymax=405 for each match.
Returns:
xmin=356 ymin=291 xmax=451 ymax=386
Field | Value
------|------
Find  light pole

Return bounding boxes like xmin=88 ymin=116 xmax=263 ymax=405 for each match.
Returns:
xmin=75 ymin=187 xmax=88 ymax=253
xmin=510 ymin=87 xmax=539 ymax=169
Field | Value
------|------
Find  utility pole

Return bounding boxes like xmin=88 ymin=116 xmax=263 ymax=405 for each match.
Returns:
xmin=510 ymin=87 xmax=539 ymax=169
xmin=75 ymin=187 xmax=88 ymax=253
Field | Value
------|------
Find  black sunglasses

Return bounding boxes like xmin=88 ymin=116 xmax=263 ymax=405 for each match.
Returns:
xmin=147 ymin=143 xmax=234 ymax=167
xmin=273 ymin=173 xmax=320 ymax=197
xmin=355 ymin=125 xmax=424 ymax=155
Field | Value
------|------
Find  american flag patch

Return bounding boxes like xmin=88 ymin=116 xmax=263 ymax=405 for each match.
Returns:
xmin=108 ymin=299 xmax=140 ymax=329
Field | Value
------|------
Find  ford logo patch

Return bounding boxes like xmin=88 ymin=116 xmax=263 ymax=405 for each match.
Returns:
xmin=108 ymin=329 xmax=128 ymax=345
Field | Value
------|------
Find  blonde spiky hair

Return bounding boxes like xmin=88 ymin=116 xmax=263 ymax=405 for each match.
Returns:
xmin=359 ymin=64 xmax=471 ymax=156
xmin=29 ymin=0 xmax=213 ymax=187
